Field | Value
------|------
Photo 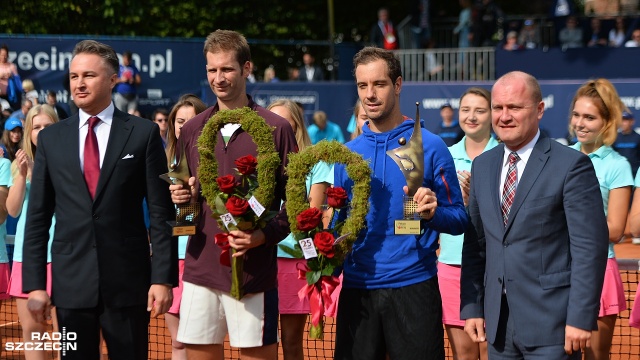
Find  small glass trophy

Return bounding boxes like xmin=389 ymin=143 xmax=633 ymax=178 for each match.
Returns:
xmin=388 ymin=102 xmax=424 ymax=235
xmin=160 ymin=150 xmax=200 ymax=236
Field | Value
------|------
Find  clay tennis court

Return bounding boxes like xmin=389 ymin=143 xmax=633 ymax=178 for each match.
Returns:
xmin=2 ymin=241 xmax=639 ymax=359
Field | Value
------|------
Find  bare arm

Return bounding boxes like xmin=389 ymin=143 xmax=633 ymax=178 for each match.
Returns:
xmin=629 ymin=188 xmax=640 ymax=237
xmin=606 ymin=186 xmax=631 ymax=242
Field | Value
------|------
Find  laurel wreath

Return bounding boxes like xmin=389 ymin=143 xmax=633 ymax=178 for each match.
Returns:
xmin=197 ymin=107 xmax=280 ymax=216
xmin=286 ymin=140 xmax=371 ymax=259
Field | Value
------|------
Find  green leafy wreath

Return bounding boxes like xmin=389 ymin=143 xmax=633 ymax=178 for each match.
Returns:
xmin=197 ymin=107 xmax=281 ymax=216
xmin=286 ymin=140 xmax=371 ymax=259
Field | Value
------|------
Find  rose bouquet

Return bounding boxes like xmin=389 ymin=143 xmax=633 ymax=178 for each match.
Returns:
xmin=198 ymin=108 xmax=281 ymax=300
xmin=285 ymin=140 xmax=371 ymax=338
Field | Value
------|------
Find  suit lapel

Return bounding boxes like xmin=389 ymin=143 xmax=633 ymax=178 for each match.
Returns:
xmin=94 ymin=110 xmax=133 ymax=200
xmin=504 ymin=136 xmax=551 ymax=233
xmin=490 ymin=144 xmax=505 ymax=226
xmin=61 ymin=116 xmax=90 ymax=200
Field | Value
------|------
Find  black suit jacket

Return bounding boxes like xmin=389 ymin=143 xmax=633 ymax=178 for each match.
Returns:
xmin=297 ymin=65 xmax=324 ymax=82
xmin=23 ymin=108 xmax=177 ymax=309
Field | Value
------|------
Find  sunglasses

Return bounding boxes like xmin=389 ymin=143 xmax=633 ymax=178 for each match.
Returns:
xmin=155 ymin=118 xmax=168 ymax=123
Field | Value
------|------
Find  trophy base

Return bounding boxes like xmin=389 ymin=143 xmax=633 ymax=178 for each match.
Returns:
xmin=394 ymin=219 xmax=421 ymax=235
xmin=168 ymin=222 xmax=197 ymax=236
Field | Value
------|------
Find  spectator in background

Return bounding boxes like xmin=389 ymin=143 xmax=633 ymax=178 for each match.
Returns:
xmin=152 ymin=108 xmax=169 ymax=148
xmin=307 ymin=110 xmax=345 ymax=144
xmin=10 ymin=99 xmax=32 ymax=123
xmin=568 ymin=78 xmax=632 ymax=360
xmin=1 ymin=118 xmax=22 ymax=162
xmin=559 ymin=16 xmax=584 ymax=49
xmin=609 ymin=17 xmax=627 ymax=47
xmin=350 ymin=99 xmax=368 ymax=140
xmin=263 ymin=66 xmax=280 ymax=83
xmin=585 ymin=0 xmax=620 ymax=15
xmin=45 ymin=90 xmax=69 ymax=120
xmin=411 ymin=0 xmax=432 ymax=49
xmin=297 ymin=53 xmax=324 ymax=82
xmin=113 ymin=51 xmax=141 ymax=114
xmin=21 ymin=79 xmax=39 ymax=105
xmin=587 ymin=18 xmax=608 ymax=47
xmin=0 ymin=44 xmax=20 ymax=109
xmin=436 ymin=103 xmax=464 ymax=146
xmin=625 ymin=29 xmax=640 ymax=47
xmin=370 ymin=7 xmax=399 ymax=50
xmin=518 ymin=18 xmax=541 ymax=49
xmin=613 ymin=110 xmax=640 ymax=177
xmin=439 ymin=87 xmax=496 ymax=360
xmin=502 ymin=31 xmax=523 ymax=51
xmin=163 ymin=94 xmax=206 ymax=360
xmin=473 ymin=0 xmax=504 ymax=46
xmin=453 ymin=0 xmax=473 ymax=49
xmin=267 ymin=99 xmax=332 ymax=360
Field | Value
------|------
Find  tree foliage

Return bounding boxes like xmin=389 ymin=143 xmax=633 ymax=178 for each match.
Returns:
xmin=0 ymin=0 xmax=554 ymax=80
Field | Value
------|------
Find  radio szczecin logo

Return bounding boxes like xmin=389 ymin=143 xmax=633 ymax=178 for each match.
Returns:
xmin=5 ymin=328 xmax=77 ymax=355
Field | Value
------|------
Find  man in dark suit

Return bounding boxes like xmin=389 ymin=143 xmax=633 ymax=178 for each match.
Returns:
xmin=461 ymin=71 xmax=608 ymax=359
xmin=297 ymin=52 xmax=324 ymax=82
xmin=23 ymin=40 xmax=177 ymax=360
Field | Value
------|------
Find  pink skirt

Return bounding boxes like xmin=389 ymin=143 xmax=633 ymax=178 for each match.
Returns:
xmin=437 ymin=262 xmax=465 ymax=327
xmin=599 ymin=258 xmax=627 ymax=317
xmin=168 ymin=259 xmax=185 ymax=315
xmin=277 ymin=258 xmax=310 ymax=314
xmin=8 ymin=262 xmax=52 ymax=298
xmin=629 ymin=282 xmax=640 ymax=329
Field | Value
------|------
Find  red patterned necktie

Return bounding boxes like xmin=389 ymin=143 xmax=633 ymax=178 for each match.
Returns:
xmin=84 ymin=116 xmax=101 ymax=199
xmin=501 ymin=152 xmax=520 ymax=226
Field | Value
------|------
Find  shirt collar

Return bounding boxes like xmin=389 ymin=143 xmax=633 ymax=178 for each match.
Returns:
xmin=78 ymin=102 xmax=115 ymax=128
xmin=503 ymin=129 xmax=540 ymax=167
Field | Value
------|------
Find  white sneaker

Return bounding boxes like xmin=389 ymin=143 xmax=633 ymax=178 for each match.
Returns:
xmin=632 ymin=238 xmax=640 ymax=245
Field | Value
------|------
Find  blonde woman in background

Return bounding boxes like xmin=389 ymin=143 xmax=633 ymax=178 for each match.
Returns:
xmin=350 ymin=99 xmax=368 ymax=140
xmin=267 ymin=99 xmax=333 ymax=360
xmin=164 ymin=94 xmax=207 ymax=360
xmin=6 ymin=104 xmax=59 ymax=360
xmin=568 ymin=79 xmax=633 ymax=360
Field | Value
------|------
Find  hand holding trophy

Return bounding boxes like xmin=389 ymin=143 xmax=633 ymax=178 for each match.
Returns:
xmin=160 ymin=148 xmax=201 ymax=236
xmin=387 ymin=102 xmax=424 ymax=235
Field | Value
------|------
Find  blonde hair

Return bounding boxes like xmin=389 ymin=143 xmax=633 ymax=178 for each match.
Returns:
xmin=569 ymin=78 xmax=623 ymax=147
xmin=12 ymin=104 xmax=59 ymax=179
xmin=351 ymin=99 xmax=365 ymax=140
xmin=267 ymin=99 xmax=311 ymax=150
xmin=22 ymin=79 xmax=35 ymax=92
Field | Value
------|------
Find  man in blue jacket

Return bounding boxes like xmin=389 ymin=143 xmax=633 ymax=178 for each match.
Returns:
xmin=333 ymin=46 xmax=467 ymax=360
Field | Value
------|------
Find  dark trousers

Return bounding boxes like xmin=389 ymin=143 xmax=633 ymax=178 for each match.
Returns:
xmin=334 ymin=277 xmax=444 ymax=360
xmin=56 ymin=303 xmax=149 ymax=360
xmin=490 ymin=295 xmax=582 ymax=360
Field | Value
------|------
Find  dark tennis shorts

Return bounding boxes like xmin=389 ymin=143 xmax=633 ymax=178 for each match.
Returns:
xmin=334 ymin=276 xmax=444 ymax=360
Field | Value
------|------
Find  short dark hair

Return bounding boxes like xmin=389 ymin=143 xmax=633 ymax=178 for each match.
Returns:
xmin=72 ymin=40 xmax=119 ymax=75
xmin=353 ymin=46 xmax=402 ymax=84
xmin=152 ymin=108 xmax=169 ymax=120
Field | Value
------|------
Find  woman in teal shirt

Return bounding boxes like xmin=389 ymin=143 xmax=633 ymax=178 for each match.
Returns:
xmin=568 ymin=79 xmax=633 ymax=360
xmin=438 ymin=87 xmax=497 ymax=360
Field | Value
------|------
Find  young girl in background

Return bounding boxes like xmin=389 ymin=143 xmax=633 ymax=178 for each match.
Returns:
xmin=6 ymin=104 xmax=59 ymax=360
xmin=267 ymin=99 xmax=333 ymax=360
xmin=568 ymin=79 xmax=633 ymax=360
xmin=164 ymin=94 xmax=207 ymax=360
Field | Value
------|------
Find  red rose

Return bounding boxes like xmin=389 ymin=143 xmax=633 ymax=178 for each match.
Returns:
xmin=225 ymin=196 xmax=250 ymax=216
xmin=216 ymin=175 xmax=237 ymax=194
xmin=235 ymin=155 xmax=258 ymax=175
xmin=313 ymin=231 xmax=335 ymax=258
xmin=326 ymin=187 xmax=348 ymax=209
xmin=296 ymin=207 xmax=323 ymax=232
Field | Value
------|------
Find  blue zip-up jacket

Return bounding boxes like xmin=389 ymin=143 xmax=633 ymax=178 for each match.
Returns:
xmin=334 ymin=118 xmax=467 ymax=289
